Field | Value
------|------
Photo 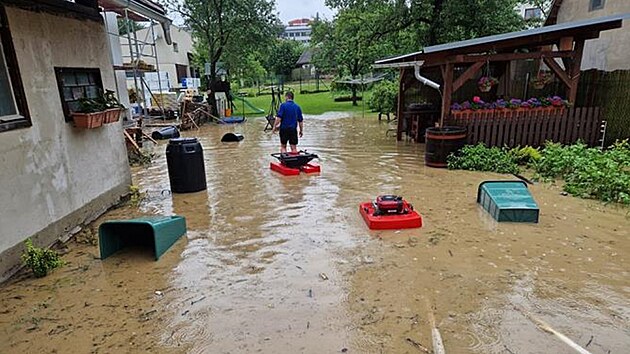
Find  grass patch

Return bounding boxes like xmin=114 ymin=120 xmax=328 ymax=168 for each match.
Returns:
xmin=233 ymin=85 xmax=370 ymax=116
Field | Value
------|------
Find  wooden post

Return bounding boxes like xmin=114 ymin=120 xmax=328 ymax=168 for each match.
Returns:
xmin=568 ymin=39 xmax=585 ymax=104
xmin=440 ymin=63 xmax=454 ymax=127
xmin=396 ymin=68 xmax=406 ymax=141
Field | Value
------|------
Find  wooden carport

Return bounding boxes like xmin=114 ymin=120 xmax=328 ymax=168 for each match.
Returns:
xmin=375 ymin=14 xmax=628 ymax=147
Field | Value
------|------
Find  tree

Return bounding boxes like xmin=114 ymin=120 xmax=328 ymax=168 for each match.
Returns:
xmin=266 ymin=39 xmax=305 ymax=78
xmin=171 ymin=0 xmax=280 ymax=87
xmin=311 ymin=2 xmax=403 ymax=105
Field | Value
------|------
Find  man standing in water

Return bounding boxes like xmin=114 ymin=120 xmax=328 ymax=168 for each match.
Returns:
xmin=272 ymin=91 xmax=303 ymax=153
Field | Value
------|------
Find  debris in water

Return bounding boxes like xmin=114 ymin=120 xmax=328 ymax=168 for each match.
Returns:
xmin=154 ymin=291 xmax=163 ymax=296
xmin=448 ymin=250 xmax=453 ymax=257
xmin=394 ymin=243 xmax=406 ymax=248
xmin=406 ymin=337 xmax=430 ymax=353
xmin=560 ymin=192 xmax=568 ymax=196
xmin=408 ymin=237 xmax=419 ymax=247
xmin=191 ymin=296 xmax=206 ymax=305
xmin=362 ymin=256 xmax=374 ymax=264
xmin=308 ymin=289 xmax=313 ymax=298
xmin=319 ymin=273 xmax=329 ymax=280
xmin=341 ymin=348 xmax=348 ymax=353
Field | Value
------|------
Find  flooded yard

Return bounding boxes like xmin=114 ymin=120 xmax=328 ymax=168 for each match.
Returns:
xmin=1 ymin=113 xmax=629 ymax=353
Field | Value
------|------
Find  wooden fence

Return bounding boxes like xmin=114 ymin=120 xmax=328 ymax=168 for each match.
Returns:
xmin=445 ymin=107 xmax=603 ymax=148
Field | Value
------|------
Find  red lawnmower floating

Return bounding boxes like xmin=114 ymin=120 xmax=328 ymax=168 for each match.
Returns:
xmin=270 ymin=151 xmax=320 ymax=176
xmin=359 ymin=195 xmax=423 ymax=230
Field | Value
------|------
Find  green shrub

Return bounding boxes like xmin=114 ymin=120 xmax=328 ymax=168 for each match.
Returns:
xmin=508 ymin=146 xmax=542 ymax=166
xmin=368 ymin=80 xmax=397 ymax=114
xmin=534 ymin=140 xmax=630 ymax=204
xmin=21 ymin=239 xmax=64 ymax=278
xmin=447 ymin=143 xmax=520 ymax=174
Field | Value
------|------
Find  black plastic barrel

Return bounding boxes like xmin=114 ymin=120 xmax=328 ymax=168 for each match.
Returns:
xmin=152 ymin=126 xmax=180 ymax=140
xmin=425 ymin=126 xmax=467 ymax=168
xmin=166 ymin=138 xmax=207 ymax=193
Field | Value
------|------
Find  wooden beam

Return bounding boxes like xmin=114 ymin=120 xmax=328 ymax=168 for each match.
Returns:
xmin=543 ymin=57 xmax=571 ymax=88
xmin=568 ymin=39 xmax=585 ymax=103
xmin=454 ymin=50 xmax=575 ymax=63
xmin=440 ymin=63 xmax=454 ymax=127
xmin=559 ymin=36 xmax=574 ymax=51
xmin=396 ymin=68 xmax=405 ymax=141
xmin=453 ymin=61 xmax=484 ymax=93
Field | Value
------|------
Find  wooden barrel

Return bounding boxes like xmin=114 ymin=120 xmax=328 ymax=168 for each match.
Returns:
xmin=425 ymin=126 xmax=467 ymax=168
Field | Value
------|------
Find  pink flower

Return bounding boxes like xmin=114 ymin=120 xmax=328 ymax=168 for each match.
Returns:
xmin=473 ymin=96 xmax=481 ymax=103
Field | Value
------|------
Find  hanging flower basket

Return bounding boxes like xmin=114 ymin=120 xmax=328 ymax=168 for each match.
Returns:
xmin=478 ymin=76 xmax=499 ymax=92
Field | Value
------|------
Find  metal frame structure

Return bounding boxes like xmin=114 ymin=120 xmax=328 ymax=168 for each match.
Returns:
xmin=99 ymin=0 xmax=172 ymax=124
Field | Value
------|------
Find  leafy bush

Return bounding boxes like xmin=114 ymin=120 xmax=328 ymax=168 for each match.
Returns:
xmin=508 ymin=146 xmax=542 ymax=166
xmin=447 ymin=143 xmax=520 ymax=174
xmin=21 ymin=239 xmax=64 ymax=278
xmin=368 ymin=80 xmax=397 ymax=114
xmin=534 ymin=140 xmax=630 ymax=204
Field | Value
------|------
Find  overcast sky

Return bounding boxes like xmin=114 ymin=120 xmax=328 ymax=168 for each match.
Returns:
xmin=275 ymin=0 xmax=335 ymax=23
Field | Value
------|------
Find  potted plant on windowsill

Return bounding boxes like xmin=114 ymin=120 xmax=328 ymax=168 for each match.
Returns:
xmin=71 ymin=90 xmax=125 ymax=128
xmin=102 ymin=90 xmax=125 ymax=124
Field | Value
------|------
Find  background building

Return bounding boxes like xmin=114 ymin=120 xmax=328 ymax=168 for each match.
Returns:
xmin=546 ymin=0 xmax=630 ymax=71
xmin=282 ymin=18 xmax=312 ymax=44
xmin=120 ymin=24 xmax=198 ymax=90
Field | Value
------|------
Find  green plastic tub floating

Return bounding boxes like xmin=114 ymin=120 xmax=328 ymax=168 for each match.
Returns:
xmin=477 ymin=181 xmax=539 ymax=223
xmin=98 ymin=216 xmax=187 ymax=260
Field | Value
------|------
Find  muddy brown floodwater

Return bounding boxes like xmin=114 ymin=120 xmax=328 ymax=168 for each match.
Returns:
xmin=1 ymin=113 xmax=629 ymax=354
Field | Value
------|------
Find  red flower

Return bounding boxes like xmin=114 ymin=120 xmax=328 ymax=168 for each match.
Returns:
xmin=473 ymin=96 xmax=482 ymax=103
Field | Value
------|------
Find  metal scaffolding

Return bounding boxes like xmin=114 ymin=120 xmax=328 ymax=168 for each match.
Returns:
xmin=101 ymin=2 xmax=169 ymax=124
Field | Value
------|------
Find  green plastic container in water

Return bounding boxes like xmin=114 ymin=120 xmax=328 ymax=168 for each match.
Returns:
xmin=98 ymin=216 xmax=187 ymax=260
xmin=477 ymin=181 xmax=539 ymax=223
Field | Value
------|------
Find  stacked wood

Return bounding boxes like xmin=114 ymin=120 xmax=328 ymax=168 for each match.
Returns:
xmin=179 ymin=101 xmax=220 ymax=130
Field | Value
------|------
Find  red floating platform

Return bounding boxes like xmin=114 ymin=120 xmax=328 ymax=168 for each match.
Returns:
xmin=300 ymin=163 xmax=321 ymax=174
xmin=359 ymin=201 xmax=423 ymax=230
xmin=270 ymin=162 xmax=321 ymax=176
xmin=270 ymin=161 xmax=300 ymax=176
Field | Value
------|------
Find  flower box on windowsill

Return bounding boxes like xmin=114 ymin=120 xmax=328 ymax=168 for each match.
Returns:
xmin=451 ymin=106 xmax=566 ymax=118
xmin=103 ymin=108 xmax=123 ymax=124
xmin=71 ymin=111 xmax=105 ymax=129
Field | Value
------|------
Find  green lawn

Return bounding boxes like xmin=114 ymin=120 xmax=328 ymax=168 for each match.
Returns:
xmin=232 ymin=90 xmax=370 ymax=116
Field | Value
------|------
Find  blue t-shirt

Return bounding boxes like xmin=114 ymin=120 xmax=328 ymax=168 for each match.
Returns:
xmin=277 ymin=100 xmax=303 ymax=129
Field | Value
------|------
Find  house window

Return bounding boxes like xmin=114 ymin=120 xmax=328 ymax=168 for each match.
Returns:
xmin=0 ymin=6 xmax=30 ymax=132
xmin=173 ymin=42 xmax=178 ymax=53
xmin=524 ymin=8 xmax=542 ymax=19
xmin=54 ymin=67 xmax=103 ymax=122
xmin=590 ymin=0 xmax=605 ymax=11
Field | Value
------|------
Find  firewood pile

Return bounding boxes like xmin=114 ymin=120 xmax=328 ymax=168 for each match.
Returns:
xmin=179 ymin=101 xmax=218 ymax=130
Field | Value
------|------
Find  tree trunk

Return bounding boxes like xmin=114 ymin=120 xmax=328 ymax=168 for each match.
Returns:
xmin=427 ymin=0 xmax=445 ymax=45
xmin=207 ymin=60 xmax=219 ymax=117
xmin=351 ymin=85 xmax=358 ymax=106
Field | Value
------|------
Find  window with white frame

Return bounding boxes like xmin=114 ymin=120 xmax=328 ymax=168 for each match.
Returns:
xmin=0 ymin=6 xmax=30 ymax=132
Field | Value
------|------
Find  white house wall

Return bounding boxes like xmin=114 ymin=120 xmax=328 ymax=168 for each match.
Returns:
xmin=0 ymin=7 xmax=131 ymax=280
xmin=557 ymin=0 xmax=630 ymax=71
xmin=120 ymin=24 xmax=194 ymax=89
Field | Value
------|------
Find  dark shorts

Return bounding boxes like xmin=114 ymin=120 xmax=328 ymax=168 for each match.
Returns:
xmin=280 ymin=128 xmax=298 ymax=145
